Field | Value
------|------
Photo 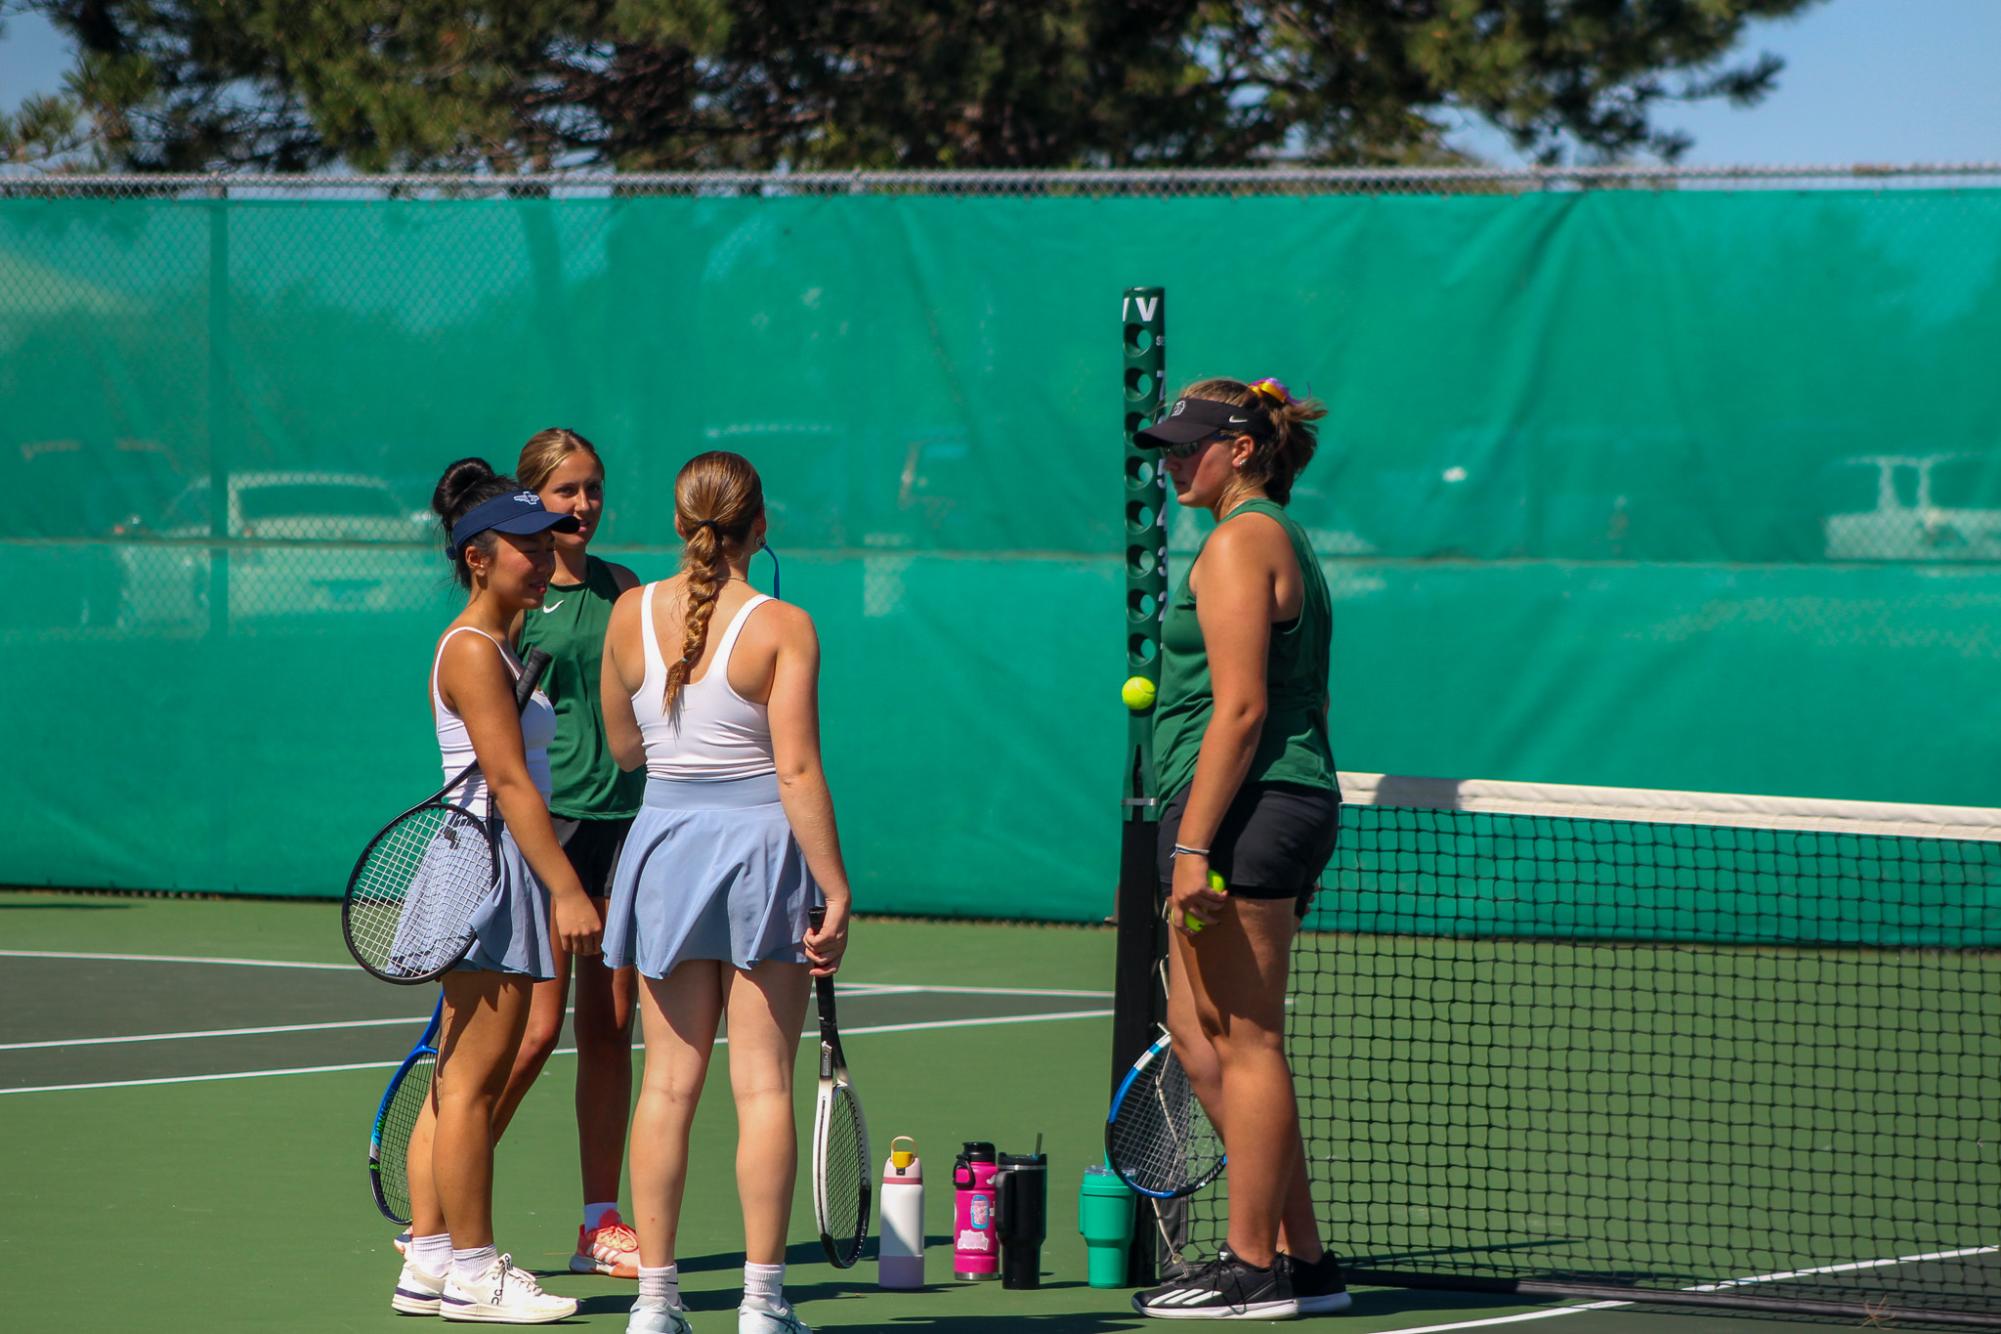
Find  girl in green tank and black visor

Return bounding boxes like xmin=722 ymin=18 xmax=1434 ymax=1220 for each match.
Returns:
xmin=1131 ymin=378 xmax=1350 ymax=1322
xmin=501 ymin=428 xmax=648 ymax=1280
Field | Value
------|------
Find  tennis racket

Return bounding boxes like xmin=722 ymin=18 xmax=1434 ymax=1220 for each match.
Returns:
xmin=1106 ymin=1029 xmax=1226 ymax=1199
xmin=368 ymin=995 xmax=442 ymax=1225
xmin=809 ymin=908 xmax=871 ymax=1268
xmin=341 ymin=647 xmax=550 ymax=984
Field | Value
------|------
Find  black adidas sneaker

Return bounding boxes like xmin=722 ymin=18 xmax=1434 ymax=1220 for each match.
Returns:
xmin=1289 ymin=1250 xmax=1352 ymax=1315
xmin=1132 ymin=1249 xmax=1299 ymax=1320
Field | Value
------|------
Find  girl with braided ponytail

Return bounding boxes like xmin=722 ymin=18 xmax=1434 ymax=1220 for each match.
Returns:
xmin=600 ymin=451 xmax=853 ymax=1334
xmin=1131 ymin=377 xmax=1350 ymax=1321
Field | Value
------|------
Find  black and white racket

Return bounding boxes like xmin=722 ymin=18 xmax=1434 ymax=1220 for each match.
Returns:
xmin=809 ymin=908 xmax=870 ymax=1268
xmin=368 ymin=995 xmax=442 ymax=1225
xmin=1106 ymin=1030 xmax=1226 ymax=1199
xmin=341 ymin=647 xmax=550 ymax=984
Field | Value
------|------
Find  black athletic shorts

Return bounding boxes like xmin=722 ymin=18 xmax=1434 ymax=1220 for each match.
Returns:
xmin=555 ymin=815 xmax=634 ymax=899
xmin=1157 ymin=781 xmax=1341 ymax=916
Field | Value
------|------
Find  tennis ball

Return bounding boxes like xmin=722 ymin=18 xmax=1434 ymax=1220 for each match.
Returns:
xmin=1121 ymin=675 xmax=1157 ymax=712
xmin=1187 ymin=871 xmax=1228 ymax=935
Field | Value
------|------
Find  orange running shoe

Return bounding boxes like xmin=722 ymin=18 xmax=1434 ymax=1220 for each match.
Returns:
xmin=571 ymin=1210 xmax=641 ymax=1278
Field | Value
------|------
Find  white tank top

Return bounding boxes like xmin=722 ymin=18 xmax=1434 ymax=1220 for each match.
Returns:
xmin=432 ymin=625 xmax=556 ymax=815
xmin=633 ymin=582 xmax=776 ymax=782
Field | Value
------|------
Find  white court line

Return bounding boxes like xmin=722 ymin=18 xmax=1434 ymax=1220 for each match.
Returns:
xmin=0 ymin=1002 xmax=1110 ymax=1054
xmin=1684 ymin=1242 xmax=2001 ymax=1290
xmin=0 ymin=948 xmax=351 ymax=971
xmin=1364 ymin=1303 xmax=1631 ymax=1334
xmin=0 ymin=951 xmax=1113 ymax=999
xmin=0 ymin=1005 xmax=1112 ymax=1096
xmin=1364 ymin=1243 xmax=2001 ymax=1333
xmin=840 ymin=983 xmax=1114 ymax=999
xmin=0 ymin=1014 xmax=432 ymax=1051
xmin=1 ymin=1056 xmax=413 ymax=1096
xmin=841 ymin=1008 xmax=1110 ymax=1038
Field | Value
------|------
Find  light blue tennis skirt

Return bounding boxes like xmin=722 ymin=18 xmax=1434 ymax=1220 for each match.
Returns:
xmin=456 ymin=826 xmax=558 ymax=981
xmin=604 ymin=774 xmax=820 ymax=978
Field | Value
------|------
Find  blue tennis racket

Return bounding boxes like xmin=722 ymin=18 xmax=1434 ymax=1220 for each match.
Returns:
xmin=368 ymin=996 xmax=443 ymax=1225
xmin=1106 ymin=1030 xmax=1225 ymax=1200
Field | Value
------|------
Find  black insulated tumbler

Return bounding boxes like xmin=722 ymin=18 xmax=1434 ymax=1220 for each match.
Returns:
xmin=994 ymin=1150 xmax=1048 ymax=1289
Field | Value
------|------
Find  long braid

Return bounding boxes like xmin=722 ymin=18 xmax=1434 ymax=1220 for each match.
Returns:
xmin=662 ymin=452 xmax=765 ymax=714
xmin=664 ymin=523 xmax=729 ymax=713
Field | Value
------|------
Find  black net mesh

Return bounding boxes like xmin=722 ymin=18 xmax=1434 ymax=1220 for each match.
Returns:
xmin=1159 ymin=778 xmax=2001 ymax=1323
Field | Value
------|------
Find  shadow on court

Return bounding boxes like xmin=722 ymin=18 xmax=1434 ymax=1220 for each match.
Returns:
xmin=1 ymin=894 xmax=1930 ymax=1334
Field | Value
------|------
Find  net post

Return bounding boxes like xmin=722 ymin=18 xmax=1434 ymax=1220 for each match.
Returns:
xmin=1111 ymin=285 xmax=1169 ymax=1285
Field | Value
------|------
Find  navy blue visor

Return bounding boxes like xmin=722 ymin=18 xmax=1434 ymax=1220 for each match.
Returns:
xmin=449 ymin=490 xmax=579 ymax=558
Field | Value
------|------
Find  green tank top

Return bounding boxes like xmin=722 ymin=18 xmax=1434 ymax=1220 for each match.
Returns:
xmin=517 ymin=555 xmax=646 ymax=820
xmin=1153 ymin=498 xmax=1336 ymax=803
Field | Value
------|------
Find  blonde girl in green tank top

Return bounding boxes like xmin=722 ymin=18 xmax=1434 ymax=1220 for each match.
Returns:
xmin=1130 ymin=378 xmax=1351 ymax=1321
xmin=490 ymin=429 xmax=648 ymax=1279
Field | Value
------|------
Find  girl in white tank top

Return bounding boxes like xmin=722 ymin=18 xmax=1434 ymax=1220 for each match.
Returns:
xmin=597 ymin=451 xmax=854 ymax=1334
xmin=432 ymin=625 xmax=557 ymax=814
xmin=392 ymin=460 xmax=597 ymax=1326
xmin=630 ymin=582 xmax=775 ymax=781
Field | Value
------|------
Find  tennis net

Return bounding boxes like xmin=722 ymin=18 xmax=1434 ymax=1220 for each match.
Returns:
xmin=1148 ymin=773 xmax=2001 ymax=1325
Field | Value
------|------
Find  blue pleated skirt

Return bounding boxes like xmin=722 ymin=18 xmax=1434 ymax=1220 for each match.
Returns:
xmin=604 ymin=774 xmax=820 ymax=978
xmin=457 ymin=826 xmax=558 ymax=980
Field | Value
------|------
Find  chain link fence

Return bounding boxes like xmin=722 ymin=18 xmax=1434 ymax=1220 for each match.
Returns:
xmin=6 ymin=163 xmax=2001 ymax=197
xmin=5 ymin=166 xmax=2001 ymax=900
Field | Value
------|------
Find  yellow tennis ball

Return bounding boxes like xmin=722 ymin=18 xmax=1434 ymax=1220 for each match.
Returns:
xmin=1121 ymin=675 xmax=1157 ymax=712
xmin=1208 ymin=870 xmax=1227 ymax=894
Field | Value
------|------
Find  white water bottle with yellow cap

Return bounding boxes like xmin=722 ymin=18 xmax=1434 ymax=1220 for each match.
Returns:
xmin=878 ymin=1135 xmax=925 ymax=1289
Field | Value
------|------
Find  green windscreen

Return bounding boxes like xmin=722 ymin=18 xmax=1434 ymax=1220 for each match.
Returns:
xmin=5 ymin=183 xmax=2001 ymax=916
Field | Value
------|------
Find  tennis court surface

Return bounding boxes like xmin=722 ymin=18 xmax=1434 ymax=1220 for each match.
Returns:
xmin=8 ymin=890 xmax=1984 ymax=1332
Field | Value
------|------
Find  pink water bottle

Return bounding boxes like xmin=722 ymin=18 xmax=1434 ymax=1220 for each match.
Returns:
xmin=952 ymin=1141 xmax=1000 ymax=1280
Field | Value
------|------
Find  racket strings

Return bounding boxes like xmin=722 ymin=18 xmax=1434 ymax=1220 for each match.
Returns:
xmin=819 ymin=1086 xmax=869 ymax=1261
xmin=373 ymin=1052 xmax=435 ymax=1225
xmin=347 ymin=805 xmax=494 ymax=980
xmin=1109 ymin=1046 xmax=1223 ymax=1197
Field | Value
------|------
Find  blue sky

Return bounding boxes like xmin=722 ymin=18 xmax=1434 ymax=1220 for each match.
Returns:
xmin=4 ymin=0 xmax=1999 ymax=166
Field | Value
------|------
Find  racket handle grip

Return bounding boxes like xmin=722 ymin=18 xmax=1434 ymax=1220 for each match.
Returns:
xmin=515 ymin=648 xmax=552 ymax=709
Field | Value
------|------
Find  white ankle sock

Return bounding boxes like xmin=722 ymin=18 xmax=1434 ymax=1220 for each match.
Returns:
xmin=639 ymin=1263 xmax=680 ymax=1306
xmin=411 ymin=1233 xmax=453 ymax=1274
xmin=584 ymin=1200 xmax=620 ymax=1231
xmin=452 ymin=1244 xmax=500 ymax=1281
xmin=744 ymin=1261 xmax=784 ymax=1306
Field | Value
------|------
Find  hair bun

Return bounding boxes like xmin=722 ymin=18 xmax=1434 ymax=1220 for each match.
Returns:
xmin=432 ymin=457 xmax=498 ymax=522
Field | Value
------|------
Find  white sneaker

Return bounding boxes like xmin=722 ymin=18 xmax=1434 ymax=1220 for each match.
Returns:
xmin=441 ymin=1254 xmax=578 ymax=1324
xmin=391 ymin=1261 xmax=448 ymax=1316
xmin=628 ymin=1296 xmax=694 ymax=1334
xmin=739 ymin=1295 xmax=810 ymax=1334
